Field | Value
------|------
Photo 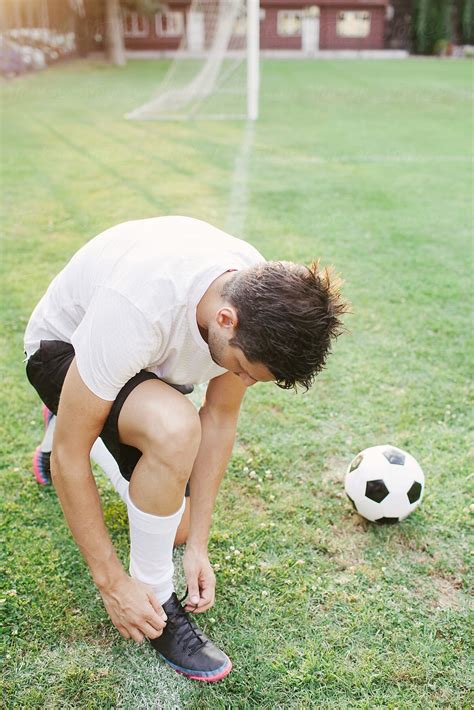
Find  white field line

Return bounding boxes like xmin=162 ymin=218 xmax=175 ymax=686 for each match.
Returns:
xmin=17 ymin=640 xmax=190 ymax=709
xmin=225 ymin=120 xmax=255 ymax=237
xmin=89 ymin=437 xmax=202 ymax=706
xmin=262 ymin=153 xmax=472 ymax=165
xmin=86 ymin=120 xmax=251 ymax=702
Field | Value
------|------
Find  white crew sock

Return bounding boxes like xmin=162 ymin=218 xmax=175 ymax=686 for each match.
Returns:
xmin=90 ymin=438 xmax=129 ymax=504
xmin=126 ymin=487 xmax=185 ymax=605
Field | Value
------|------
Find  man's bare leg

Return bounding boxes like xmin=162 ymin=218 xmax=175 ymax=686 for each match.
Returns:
xmin=90 ymin=435 xmax=190 ymax=545
xmin=174 ymin=498 xmax=190 ymax=546
xmin=117 ymin=379 xmax=200 ymax=604
xmin=114 ymin=378 xmax=233 ymax=682
xmin=118 ymin=379 xmax=201 ymax=515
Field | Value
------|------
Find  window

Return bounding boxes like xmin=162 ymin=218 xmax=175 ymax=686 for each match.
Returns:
xmin=123 ymin=11 xmax=149 ymax=38
xmin=234 ymin=8 xmax=265 ymax=36
xmin=336 ymin=11 xmax=371 ymax=38
xmin=156 ymin=11 xmax=185 ymax=37
xmin=234 ymin=10 xmax=247 ymax=37
xmin=277 ymin=10 xmax=303 ymax=37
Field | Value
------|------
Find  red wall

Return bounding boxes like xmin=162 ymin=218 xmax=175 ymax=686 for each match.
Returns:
xmin=123 ymin=6 xmax=187 ymax=51
xmin=121 ymin=5 xmax=246 ymax=51
xmin=124 ymin=35 xmax=181 ymax=51
xmin=319 ymin=6 xmax=386 ymax=50
xmin=114 ymin=2 xmax=388 ymax=52
xmin=260 ymin=5 xmax=386 ymax=51
xmin=261 ymin=7 xmax=302 ymax=50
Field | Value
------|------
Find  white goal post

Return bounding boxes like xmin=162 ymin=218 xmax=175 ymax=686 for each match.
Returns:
xmin=125 ymin=0 xmax=260 ymax=121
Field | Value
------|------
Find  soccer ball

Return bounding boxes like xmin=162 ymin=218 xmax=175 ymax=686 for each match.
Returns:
xmin=344 ymin=445 xmax=425 ymax=524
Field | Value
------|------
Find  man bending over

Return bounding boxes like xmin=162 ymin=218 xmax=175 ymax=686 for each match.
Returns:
xmin=24 ymin=215 xmax=348 ymax=683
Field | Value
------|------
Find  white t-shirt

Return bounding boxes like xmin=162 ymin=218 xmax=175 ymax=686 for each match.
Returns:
xmin=24 ymin=216 xmax=266 ymax=400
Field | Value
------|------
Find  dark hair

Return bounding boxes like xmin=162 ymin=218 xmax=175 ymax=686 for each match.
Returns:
xmin=221 ymin=260 xmax=350 ymax=392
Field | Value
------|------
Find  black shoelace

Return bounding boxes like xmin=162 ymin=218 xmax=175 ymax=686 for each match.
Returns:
xmin=165 ymin=588 xmax=209 ymax=657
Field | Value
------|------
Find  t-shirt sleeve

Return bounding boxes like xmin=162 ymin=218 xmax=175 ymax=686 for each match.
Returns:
xmin=70 ymin=287 xmax=162 ymax=401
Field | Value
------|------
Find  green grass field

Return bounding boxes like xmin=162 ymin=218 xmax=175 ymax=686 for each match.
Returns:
xmin=1 ymin=58 xmax=473 ymax=709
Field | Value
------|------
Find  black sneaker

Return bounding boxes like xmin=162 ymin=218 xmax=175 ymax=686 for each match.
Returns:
xmin=149 ymin=588 xmax=232 ymax=682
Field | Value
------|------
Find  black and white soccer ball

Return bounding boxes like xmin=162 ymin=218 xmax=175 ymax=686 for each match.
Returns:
xmin=345 ymin=445 xmax=425 ymax=524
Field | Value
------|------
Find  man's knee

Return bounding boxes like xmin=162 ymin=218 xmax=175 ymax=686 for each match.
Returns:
xmin=118 ymin=379 xmax=202 ymax=475
xmin=142 ymin=396 xmax=201 ymax=471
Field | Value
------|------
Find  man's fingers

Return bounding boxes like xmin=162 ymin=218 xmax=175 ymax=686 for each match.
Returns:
xmin=147 ymin=617 xmax=167 ymax=634
xmin=186 ymin=602 xmax=213 ymax=614
xmin=147 ymin=590 xmax=168 ymax=622
xmin=186 ymin=585 xmax=200 ymax=606
xmin=130 ymin=629 xmax=145 ymax=644
xmin=185 ymin=578 xmax=215 ymax=610
xmin=141 ymin=621 xmax=164 ymax=640
xmin=117 ymin=624 xmax=131 ymax=639
xmin=184 ymin=594 xmax=214 ymax=613
xmin=185 ymin=592 xmax=212 ymax=609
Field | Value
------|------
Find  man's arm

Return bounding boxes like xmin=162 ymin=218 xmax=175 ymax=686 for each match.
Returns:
xmin=186 ymin=371 xmax=247 ymax=552
xmin=51 ymin=359 xmax=167 ymax=642
xmin=52 ymin=358 xmax=123 ymax=589
xmin=182 ymin=371 xmax=247 ymax=613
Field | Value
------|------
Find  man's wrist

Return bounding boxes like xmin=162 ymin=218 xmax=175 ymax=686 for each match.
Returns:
xmin=92 ymin=558 xmax=127 ymax=592
xmin=185 ymin=539 xmax=209 ymax=555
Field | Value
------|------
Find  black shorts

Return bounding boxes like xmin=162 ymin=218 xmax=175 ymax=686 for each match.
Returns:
xmin=25 ymin=340 xmax=191 ymax=497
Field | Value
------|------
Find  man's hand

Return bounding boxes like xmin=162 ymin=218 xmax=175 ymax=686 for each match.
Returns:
xmin=99 ymin=573 xmax=168 ymax=643
xmin=182 ymin=547 xmax=216 ymax=613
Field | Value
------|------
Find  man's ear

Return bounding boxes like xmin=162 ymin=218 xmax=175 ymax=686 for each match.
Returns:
xmin=216 ymin=306 xmax=239 ymax=330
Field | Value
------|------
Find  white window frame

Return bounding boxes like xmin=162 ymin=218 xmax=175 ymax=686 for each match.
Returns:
xmin=277 ymin=10 xmax=303 ymax=37
xmin=155 ymin=11 xmax=185 ymax=38
xmin=336 ymin=11 xmax=372 ymax=39
xmin=234 ymin=7 xmax=265 ymax=37
xmin=233 ymin=9 xmax=247 ymax=37
xmin=123 ymin=11 xmax=149 ymax=38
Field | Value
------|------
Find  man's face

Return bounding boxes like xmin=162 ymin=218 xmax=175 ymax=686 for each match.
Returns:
xmin=207 ymin=311 xmax=275 ymax=387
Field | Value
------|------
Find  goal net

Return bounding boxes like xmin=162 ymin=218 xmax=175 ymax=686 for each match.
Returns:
xmin=125 ymin=0 xmax=259 ymax=121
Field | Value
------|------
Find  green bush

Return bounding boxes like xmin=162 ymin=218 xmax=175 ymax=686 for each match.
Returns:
xmin=461 ymin=0 xmax=474 ymax=43
xmin=412 ymin=0 xmax=453 ymax=54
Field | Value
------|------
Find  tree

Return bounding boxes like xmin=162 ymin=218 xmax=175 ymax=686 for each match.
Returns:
xmin=105 ymin=0 xmax=125 ymax=66
xmin=460 ymin=0 xmax=474 ymax=43
xmin=109 ymin=0 xmax=166 ymax=65
xmin=412 ymin=0 xmax=453 ymax=54
xmin=72 ymin=0 xmax=165 ymax=66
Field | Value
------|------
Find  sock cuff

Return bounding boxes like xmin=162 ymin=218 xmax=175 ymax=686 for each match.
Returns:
xmin=126 ymin=488 xmax=185 ymax=533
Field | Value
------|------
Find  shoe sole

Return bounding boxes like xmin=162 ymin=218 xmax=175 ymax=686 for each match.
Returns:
xmin=156 ymin=652 xmax=232 ymax=682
